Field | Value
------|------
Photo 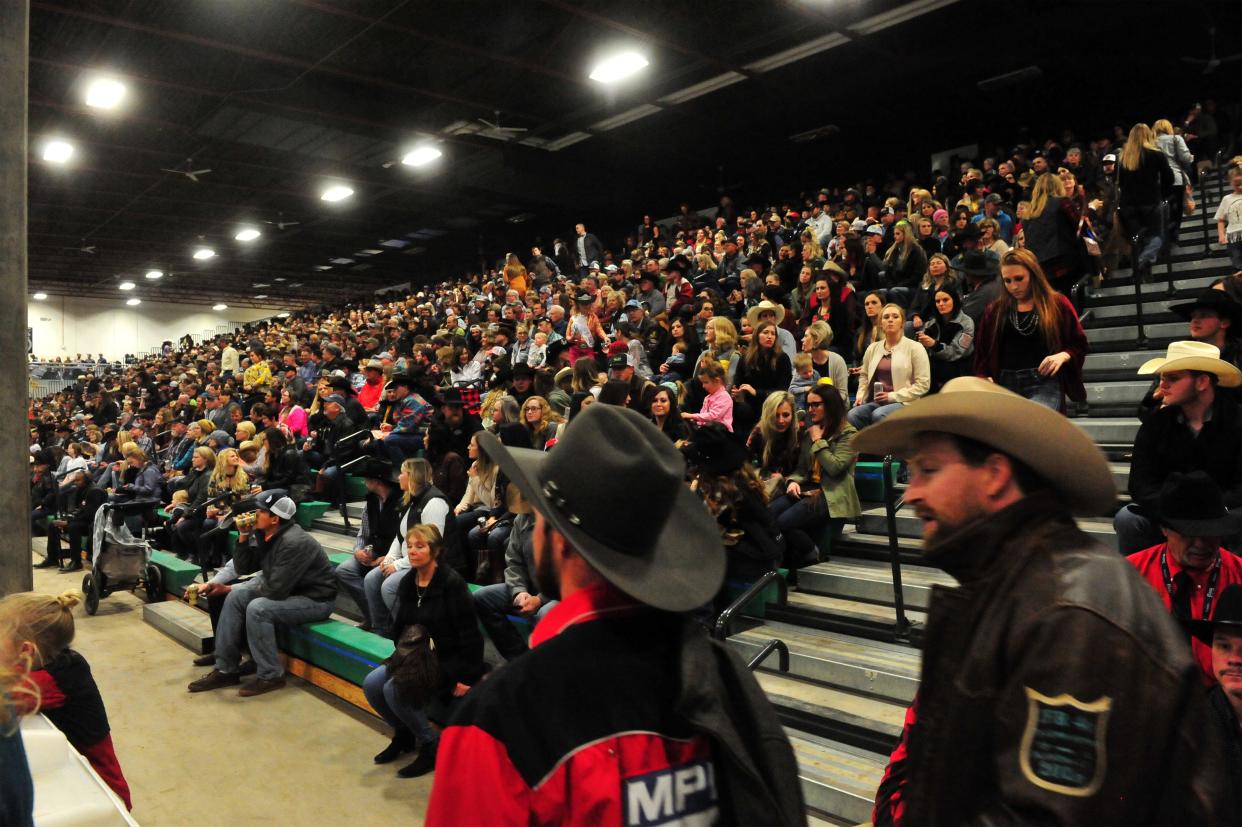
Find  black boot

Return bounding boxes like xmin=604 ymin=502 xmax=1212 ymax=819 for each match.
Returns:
xmin=35 ymin=554 xmax=60 ymax=569
xmin=374 ymin=727 xmax=416 ymax=764
xmin=397 ymin=739 xmax=438 ymax=777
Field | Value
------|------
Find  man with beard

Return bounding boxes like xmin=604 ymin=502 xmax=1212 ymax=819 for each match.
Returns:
xmin=427 ymin=405 xmax=803 ymax=825
xmin=862 ymin=377 xmax=1230 ymax=826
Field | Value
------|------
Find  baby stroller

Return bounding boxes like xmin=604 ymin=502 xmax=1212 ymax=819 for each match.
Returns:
xmin=83 ymin=499 xmax=163 ymax=615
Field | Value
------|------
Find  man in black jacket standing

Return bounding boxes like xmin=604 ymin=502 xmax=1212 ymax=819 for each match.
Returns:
xmin=188 ymin=489 xmax=337 ymax=697
xmin=572 ymin=223 xmax=603 ymax=278
xmin=860 ymin=377 xmax=1230 ymax=826
xmin=427 ymin=404 xmax=803 ymax=825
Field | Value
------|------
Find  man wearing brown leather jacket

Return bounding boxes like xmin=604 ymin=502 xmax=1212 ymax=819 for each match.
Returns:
xmin=856 ymin=377 xmax=1232 ymax=826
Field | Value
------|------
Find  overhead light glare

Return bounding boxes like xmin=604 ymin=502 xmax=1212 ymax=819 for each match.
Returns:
xmin=254 ymin=294 xmax=268 ymax=300
xmin=402 ymin=146 xmax=443 ymax=167
xmin=235 ymin=227 xmax=261 ymax=242
xmin=125 ymin=298 xmax=141 ymax=306
xmin=42 ymin=140 xmax=75 ymax=163
xmin=589 ymin=51 xmax=649 ymax=84
xmin=118 ymin=281 xmax=135 ymax=291
xmin=320 ymin=184 xmax=354 ymax=202
xmin=32 ymin=292 xmax=47 ymax=301
xmin=276 ymin=312 xmax=291 ymax=318
xmin=193 ymin=248 xmax=216 ymax=261
xmin=212 ymin=303 xmax=228 ymax=311
xmin=85 ymin=77 xmax=126 ymax=110
xmin=145 ymin=270 xmax=163 ymax=280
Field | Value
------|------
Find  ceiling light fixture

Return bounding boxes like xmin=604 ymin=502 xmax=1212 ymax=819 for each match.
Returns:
xmin=85 ymin=77 xmax=126 ymax=110
xmin=276 ymin=312 xmax=291 ymax=318
xmin=402 ymin=146 xmax=442 ymax=167
xmin=589 ymin=51 xmax=649 ymax=83
xmin=32 ymin=292 xmax=47 ymax=301
xmin=125 ymin=298 xmax=141 ymax=306
xmin=145 ymin=270 xmax=163 ymax=280
xmin=320 ymin=184 xmax=354 ymax=202
xmin=42 ymin=140 xmax=75 ymax=164
xmin=118 ymin=281 xmax=135 ymax=291
xmin=193 ymin=248 xmax=216 ymax=261
xmin=235 ymin=227 xmax=261 ymax=242
xmin=212 ymin=303 xmax=227 ymax=311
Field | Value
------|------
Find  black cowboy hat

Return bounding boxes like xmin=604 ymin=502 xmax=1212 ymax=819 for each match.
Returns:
xmin=1190 ymin=584 xmax=1242 ymax=644
xmin=1158 ymin=471 xmax=1242 ymax=537
xmin=681 ymin=423 xmax=748 ymax=476
xmin=344 ymin=455 xmax=402 ymax=485
xmin=437 ymin=387 xmax=467 ymax=407
xmin=478 ymin=403 xmax=723 ymax=611
xmin=665 ymin=254 xmax=693 ymax=274
xmin=949 ymin=249 xmax=999 ymax=279
xmin=1170 ymin=288 xmax=1242 ymax=326
xmin=744 ymin=252 xmax=770 ymax=269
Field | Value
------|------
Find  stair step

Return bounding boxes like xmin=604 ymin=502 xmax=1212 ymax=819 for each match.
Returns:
xmin=797 ymin=558 xmax=953 ymax=611
xmin=781 ymin=591 xmax=928 ymax=632
xmin=1087 ymin=300 xmax=1179 ymax=322
xmin=307 ymin=529 xmax=357 ymax=553
xmin=143 ymin=600 xmax=212 ymax=654
xmin=1072 ymin=416 xmax=1140 ymax=447
xmin=312 ymin=512 xmax=356 ymax=536
xmin=788 ymin=731 xmax=887 ymax=826
xmin=757 ymin=671 xmax=907 ymax=743
xmin=1089 ymin=273 xmax=1218 ymax=302
xmin=1083 ymin=350 xmax=1160 ymax=372
xmin=856 ymin=507 xmax=1118 ymax=551
xmin=728 ymin=621 xmax=921 ymax=703
xmin=1086 ymin=321 xmax=1182 ymax=346
xmin=1083 ymin=381 xmax=1148 ymax=406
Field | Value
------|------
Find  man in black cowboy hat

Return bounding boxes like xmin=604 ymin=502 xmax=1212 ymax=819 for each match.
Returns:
xmin=950 ymin=248 xmax=1002 ymax=330
xmin=430 ymin=387 xmax=480 ymax=458
xmin=333 ymin=457 xmax=405 ymax=634
xmin=1191 ymin=583 xmax=1242 ymax=818
xmin=664 ymin=253 xmax=696 ymax=316
xmin=427 ymin=405 xmax=803 ymax=825
xmin=1127 ymin=471 xmax=1242 ymax=683
xmin=1141 ymin=288 xmax=1242 ymax=412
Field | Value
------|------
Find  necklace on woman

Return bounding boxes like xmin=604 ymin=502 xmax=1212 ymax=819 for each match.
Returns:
xmin=1008 ymin=307 xmax=1040 ymax=337
xmin=416 ymin=571 xmax=432 ymax=607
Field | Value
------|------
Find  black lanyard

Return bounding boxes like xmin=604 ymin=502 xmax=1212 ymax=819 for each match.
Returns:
xmin=1161 ymin=550 xmax=1222 ymax=621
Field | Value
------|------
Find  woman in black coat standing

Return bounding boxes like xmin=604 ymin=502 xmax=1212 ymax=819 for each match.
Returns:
xmin=362 ymin=523 xmax=484 ymax=779
xmin=1117 ymin=122 xmax=1176 ymax=281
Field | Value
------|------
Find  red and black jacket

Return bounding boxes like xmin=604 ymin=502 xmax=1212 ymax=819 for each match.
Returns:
xmin=26 ymin=649 xmax=131 ymax=810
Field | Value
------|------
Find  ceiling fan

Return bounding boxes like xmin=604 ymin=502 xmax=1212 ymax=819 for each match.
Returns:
xmin=263 ymin=212 xmax=300 ymax=230
xmin=1181 ymin=26 xmax=1242 ymax=74
xmin=159 ymin=158 xmax=213 ymax=182
xmin=475 ymin=110 xmax=528 ymax=140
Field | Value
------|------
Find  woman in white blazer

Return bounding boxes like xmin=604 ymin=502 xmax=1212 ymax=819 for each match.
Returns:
xmin=847 ymin=303 xmax=931 ymax=430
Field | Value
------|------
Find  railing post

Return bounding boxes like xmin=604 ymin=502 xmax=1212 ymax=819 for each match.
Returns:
xmin=882 ymin=454 xmax=910 ymax=639
xmin=1133 ymin=259 xmax=1147 ymax=347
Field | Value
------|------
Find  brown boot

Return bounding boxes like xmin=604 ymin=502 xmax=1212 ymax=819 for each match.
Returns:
xmin=188 ymin=669 xmax=240 ymax=693
xmin=238 ymin=676 xmax=287 ymax=697
xmin=192 ymin=653 xmax=215 ymax=667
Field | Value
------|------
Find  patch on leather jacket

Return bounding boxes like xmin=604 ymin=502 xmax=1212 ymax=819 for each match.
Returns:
xmin=1019 ymin=687 xmax=1111 ymax=797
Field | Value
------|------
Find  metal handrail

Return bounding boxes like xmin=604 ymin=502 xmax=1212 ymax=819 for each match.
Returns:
xmin=712 ymin=569 xmax=787 ymax=641
xmin=882 ymin=455 xmax=911 ymax=639
xmin=746 ymin=638 xmax=790 ymax=672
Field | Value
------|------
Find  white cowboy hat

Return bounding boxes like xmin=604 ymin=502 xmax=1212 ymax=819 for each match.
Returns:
xmin=1137 ymin=340 xmax=1242 ymax=387
xmin=853 ymin=377 xmax=1115 ymax=516
xmin=746 ymin=300 xmax=786 ymax=330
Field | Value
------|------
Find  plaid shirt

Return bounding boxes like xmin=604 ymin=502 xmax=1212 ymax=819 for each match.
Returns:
xmin=390 ymin=393 xmax=431 ymax=435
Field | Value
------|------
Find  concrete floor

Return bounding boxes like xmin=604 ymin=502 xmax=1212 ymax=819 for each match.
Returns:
xmin=29 ymin=553 xmax=432 ymax=826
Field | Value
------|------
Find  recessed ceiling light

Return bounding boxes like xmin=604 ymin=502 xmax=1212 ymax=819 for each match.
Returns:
xmin=320 ymin=184 xmax=354 ymax=202
xmin=125 ymin=297 xmax=141 ymax=306
xmin=212 ymin=303 xmax=227 ymax=311
xmin=589 ymin=51 xmax=649 ymax=84
xmin=118 ymin=281 xmax=135 ymax=291
xmin=85 ymin=77 xmax=126 ymax=110
xmin=32 ymin=292 xmax=47 ymax=301
xmin=254 ymin=294 xmax=268 ymax=299
xmin=235 ymin=227 xmax=261 ymax=242
xmin=402 ymin=146 xmax=442 ymax=167
xmin=145 ymin=270 xmax=163 ymax=280
xmin=42 ymin=140 xmax=74 ymax=163
xmin=276 ymin=312 xmax=290 ymax=318
xmin=193 ymin=248 xmax=215 ymax=260
xmin=273 ymin=277 xmax=286 ymax=282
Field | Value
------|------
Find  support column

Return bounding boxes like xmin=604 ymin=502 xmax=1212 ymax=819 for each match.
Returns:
xmin=0 ymin=1 xmax=31 ymax=596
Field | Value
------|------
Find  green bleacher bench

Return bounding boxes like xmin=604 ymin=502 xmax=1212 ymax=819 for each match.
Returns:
xmin=344 ymin=475 xmax=368 ymax=501
xmin=467 ymin=582 xmax=535 ymax=640
xmin=327 ymin=551 xmax=353 ymax=568
xmin=276 ymin=619 xmax=394 ymax=686
xmin=295 ymin=501 xmax=332 ymax=530
xmin=855 ymin=460 xmax=901 ymax=502
xmin=723 ymin=568 xmax=789 ymax=619
xmin=149 ymin=549 xmax=202 ymax=596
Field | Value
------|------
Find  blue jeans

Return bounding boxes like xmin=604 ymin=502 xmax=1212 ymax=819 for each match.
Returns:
xmin=380 ymin=433 xmax=423 ymax=464
xmin=1228 ymin=241 xmax=1242 ymax=272
xmin=364 ymin=566 xmax=410 ymax=637
xmin=997 ymin=368 xmax=1061 ymax=411
xmin=335 ymin=555 xmax=375 ymax=627
xmin=362 ymin=666 xmax=437 ymax=746
xmin=847 ymin=401 xmax=904 ymax=430
xmin=1113 ymin=504 xmax=1162 ymax=557
xmin=472 ymin=583 xmax=555 ymax=660
xmin=214 ymin=586 xmax=334 ymax=681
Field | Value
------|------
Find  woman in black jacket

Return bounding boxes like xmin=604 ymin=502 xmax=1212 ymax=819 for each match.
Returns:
xmin=260 ymin=427 xmax=311 ymax=502
xmin=731 ymin=320 xmax=792 ymax=438
xmin=362 ymin=523 xmax=485 ymax=779
xmin=1117 ymin=122 xmax=1176 ymax=280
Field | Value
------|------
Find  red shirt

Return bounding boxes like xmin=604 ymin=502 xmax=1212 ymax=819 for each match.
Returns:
xmin=1126 ymin=543 xmax=1242 ymax=684
xmin=356 ymin=377 xmax=383 ymax=411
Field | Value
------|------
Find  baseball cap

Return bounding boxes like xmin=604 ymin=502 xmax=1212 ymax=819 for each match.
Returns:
xmin=865 ymin=224 xmax=885 ymax=237
xmin=323 ymin=394 xmax=346 ymax=406
xmin=255 ymin=489 xmax=297 ymax=520
xmin=624 ymin=299 xmax=643 ymax=310
xmin=1102 ymin=153 xmax=1116 ymax=163
xmin=984 ymin=193 xmax=1003 ymax=204
xmin=608 ymin=354 xmax=630 ymax=371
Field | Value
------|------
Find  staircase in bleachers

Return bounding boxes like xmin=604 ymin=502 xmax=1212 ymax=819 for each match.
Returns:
xmin=722 ymin=168 xmax=1237 ymax=825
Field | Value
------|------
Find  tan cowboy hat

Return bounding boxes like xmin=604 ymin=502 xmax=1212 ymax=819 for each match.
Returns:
xmin=746 ymin=300 xmax=786 ymax=329
xmin=1137 ymin=340 xmax=1242 ymax=387
xmin=853 ymin=377 xmax=1115 ymax=516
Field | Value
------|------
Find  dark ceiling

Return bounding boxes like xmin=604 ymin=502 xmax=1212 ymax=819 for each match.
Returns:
xmin=26 ymin=0 xmax=1242 ymax=309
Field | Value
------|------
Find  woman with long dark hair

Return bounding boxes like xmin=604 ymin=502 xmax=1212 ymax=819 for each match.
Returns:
xmin=731 ymin=320 xmax=791 ymax=437
xmin=974 ymin=247 xmax=1088 ymax=411
xmin=914 ymin=286 xmax=975 ymax=391
xmin=648 ymin=385 xmax=690 ymax=443
xmin=766 ymin=383 xmax=860 ymax=565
